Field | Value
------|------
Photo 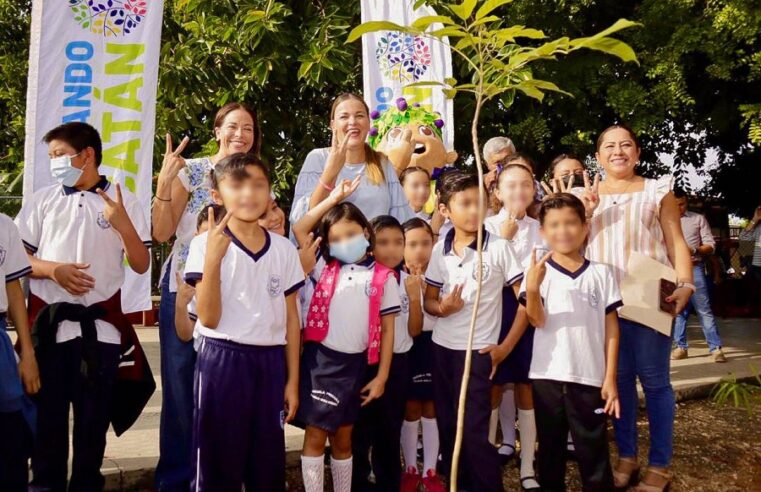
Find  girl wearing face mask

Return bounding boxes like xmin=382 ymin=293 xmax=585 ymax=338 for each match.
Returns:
xmin=484 ymin=164 xmax=543 ymax=491
xmin=150 ymin=102 xmax=262 ymax=492
xmin=290 ymin=93 xmax=414 ymax=234
xmin=292 ymin=180 xmax=401 ymax=492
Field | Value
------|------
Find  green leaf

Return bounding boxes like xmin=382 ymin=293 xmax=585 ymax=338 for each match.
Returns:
xmin=346 ymin=21 xmax=416 ymax=43
xmin=412 ymin=15 xmax=455 ymax=31
xmin=429 ymin=26 xmax=468 ymax=38
xmin=570 ymin=37 xmax=638 ymax=64
xmin=449 ymin=0 xmax=477 ymax=21
xmin=475 ymin=0 xmax=513 ymax=20
xmin=413 ymin=0 xmax=427 ymax=9
xmin=470 ymin=15 xmax=500 ymax=28
xmin=444 ymin=77 xmax=458 ymax=86
xmin=569 ymin=19 xmax=640 ymax=63
xmin=404 ymin=81 xmax=446 ymax=89
xmin=494 ymin=26 xmax=546 ymax=41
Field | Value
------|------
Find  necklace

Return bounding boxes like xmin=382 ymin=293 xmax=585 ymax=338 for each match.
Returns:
xmin=602 ymin=179 xmax=636 ymax=205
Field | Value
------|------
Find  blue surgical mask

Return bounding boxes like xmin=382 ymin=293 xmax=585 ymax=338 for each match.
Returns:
xmin=50 ymin=153 xmax=84 ymax=187
xmin=329 ymin=233 xmax=370 ymax=264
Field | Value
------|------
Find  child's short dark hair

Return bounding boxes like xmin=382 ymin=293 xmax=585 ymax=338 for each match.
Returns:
xmin=211 ymin=152 xmax=270 ymax=189
xmin=319 ymin=202 xmax=375 ymax=262
xmin=438 ymin=170 xmax=480 ymax=207
xmin=402 ymin=217 xmax=434 ymax=240
xmin=400 ymin=166 xmax=431 ymax=185
xmin=539 ymin=193 xmax=586 ymax=225
xmin=370 ymin=215 xmax=404 ymax=238
xmin=506 ymin=152 xmax=536 ymax=171
xmin=43 ymin=122 xmax=102 ymax=166
xmin=196 ymin=203 xmax=227 ymax=230
xmin=673 ymin=188 xmax=688 ymax=199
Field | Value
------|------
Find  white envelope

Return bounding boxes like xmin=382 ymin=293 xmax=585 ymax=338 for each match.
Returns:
xmin=619 ymin=252 xmax=677 ymax=336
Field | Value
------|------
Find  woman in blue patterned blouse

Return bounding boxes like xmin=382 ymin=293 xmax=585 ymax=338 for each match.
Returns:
xmin=150 ymin=102 xmax=262 ymax=491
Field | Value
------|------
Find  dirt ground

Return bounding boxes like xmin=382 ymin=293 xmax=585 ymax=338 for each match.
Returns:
xmin=285 ymin=398 xmax=761 ymax=491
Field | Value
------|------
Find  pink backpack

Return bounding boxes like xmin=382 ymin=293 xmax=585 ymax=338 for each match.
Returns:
xmin=303 ymin=259 xmax=394 ymax=364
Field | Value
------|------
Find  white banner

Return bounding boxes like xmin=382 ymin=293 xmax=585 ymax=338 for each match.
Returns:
xmin=23 ymin=0 xmax=163 ymax=313
xmin=360 ymin=0 xmax=455 ymax=149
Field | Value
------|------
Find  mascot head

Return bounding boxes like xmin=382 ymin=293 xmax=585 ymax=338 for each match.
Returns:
xmin=368 ymin=97 xmax=457 ymax=176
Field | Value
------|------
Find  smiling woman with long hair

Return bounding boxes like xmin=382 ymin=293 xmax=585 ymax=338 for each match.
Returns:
xmin=289 ymin=93 xmax=414 ymax=230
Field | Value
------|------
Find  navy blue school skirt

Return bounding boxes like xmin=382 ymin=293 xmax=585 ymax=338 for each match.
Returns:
xmin=295 ymin=343 xmax=367 ymax=434
xmin=407 ymin=331 xmax=434 ymax=401
xmin=494 ymin=286 xmax=535 ymax=385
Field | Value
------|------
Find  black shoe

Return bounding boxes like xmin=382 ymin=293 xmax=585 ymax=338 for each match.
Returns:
xmin=498 ymin=443 xmax=516 ymax=465
xmin=520 ymin=476 xmax=541 ymax=491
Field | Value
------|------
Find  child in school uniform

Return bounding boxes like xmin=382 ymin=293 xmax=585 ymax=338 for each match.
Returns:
xmin=0 ymin=214 xmax=38 ymax=492
xmin=292 ymin=179 xmax=400 ymax=492
xmin=520 ymin=193 xmax=621 ymax=491
xmin=352 ymin=215 xmax=423 ymax=491
xmin=16 ymin=122 xmax=151 ymax=491
xmin=400 ymin=217 xmax=445 ymax=492
xmin=174 ymin=204 xmax=225 ymax=344
xmin=484 ymin=163 xmax=542 ymax=489
xmin=401 ymin=166 xmax=433 ymax=222
xmin=182 ymin=153 xmax=303 ymax=492
xmin=423 ymin=170 xmax=523 ymax=492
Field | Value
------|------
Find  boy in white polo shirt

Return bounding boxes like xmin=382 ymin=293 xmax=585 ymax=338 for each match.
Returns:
xmin=424 ymin=171 xmax=523 ymax=492
xmin=520 ymin=193 xmax=621 ymax=491
xmin=0 ymin=214 xmax=38 ymax=492
xmin=16 ymin=122 xmax=151 ymax=491
xmin=183 ymin=153 xmax=304 ymax=492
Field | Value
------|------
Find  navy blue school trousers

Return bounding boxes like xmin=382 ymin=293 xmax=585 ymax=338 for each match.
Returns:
xmin=532 ymin=379 xmax=614 ymax=492
xmin=29 ymin=338 xmax=120 ymax=492
xmin=352 ymin=352 xmax=410 ymax=491
xmin=433 ymin=343 xmax=503 ymax=492
xmin=191 ymin=337 xmax=287 ymax=492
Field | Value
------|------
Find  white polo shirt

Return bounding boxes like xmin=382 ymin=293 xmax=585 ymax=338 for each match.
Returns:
xmin=15 ymin=178 xmax=151 ymax=344
xmin=394 ymin=269 xmax=415 ymax=354
xmin=518 ymin=258 xmax=623 ymax=388
xmin=484 ymin=209 xmax=543 ymax=269
xmin=1 ymin=214 xmax=32 ymax=313
xmin=425 ymin=228 xmax=523 ymax=350
xmin=184 ymin=228 xmax=305 ymax=346
xmin=312 ymin=257 xmax=401 ymax=354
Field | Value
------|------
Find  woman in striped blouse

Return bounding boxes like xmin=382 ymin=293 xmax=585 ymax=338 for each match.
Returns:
xmin=584 ymin=125 xmax=694 ymax=492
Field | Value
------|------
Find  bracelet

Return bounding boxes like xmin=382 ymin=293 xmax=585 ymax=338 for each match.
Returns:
xmin=676 ymin=281 xmax=696 ymax=293
xmin=155 ymin=195 xmax=171 ymax=202
xmin=318 ymin=178 xmax=335 ymax=192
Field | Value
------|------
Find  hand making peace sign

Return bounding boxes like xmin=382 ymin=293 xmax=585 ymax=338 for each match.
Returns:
xmin=205 ymin=206 xmax=235 ymax=263
xmin=97 ymin=183 xmax=131 ymax=234
xmin=439 ymin=283 xmax=465 ymax=316
xmin=525 ymin=248 xmax=553 ymax=293
xmin=156 ymin=134 xmax=190 ymax=199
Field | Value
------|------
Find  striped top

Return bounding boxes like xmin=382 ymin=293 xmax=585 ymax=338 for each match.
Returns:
xmin=739 ymin=224 xmax=761 ymax=267
xmin=586 ymin=176 xmax=674 ymax=287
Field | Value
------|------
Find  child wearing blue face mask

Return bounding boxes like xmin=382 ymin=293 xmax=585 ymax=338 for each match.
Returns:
xmin=292 ymin=178 xmax=401 ymax=492
xmin=16 ymin=122 xmax=151 ymax=490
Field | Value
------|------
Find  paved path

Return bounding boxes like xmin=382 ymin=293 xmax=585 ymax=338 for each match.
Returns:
xmin=11 ymin=317 xmax=761 ymax=490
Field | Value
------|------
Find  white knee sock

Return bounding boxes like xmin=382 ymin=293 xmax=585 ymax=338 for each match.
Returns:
xmin=518 ymin=409 xmax=538 ymax=485
xmin=499 ymin=388 xmax=516 ymax=447
xmin=421 ymin=416 xmax=440 ymax=475
xmin=488 ymin=408 xmax=499 ymax=445
xmin=567 ymin=431 xmax=575 ymax=451
xmin=301 ymin=455 xmax=325 ymax=492
xmin=330 ymin=456 xmax=353 ymax=492
xmin=401 ymin=419 xmax=420 ymax=471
